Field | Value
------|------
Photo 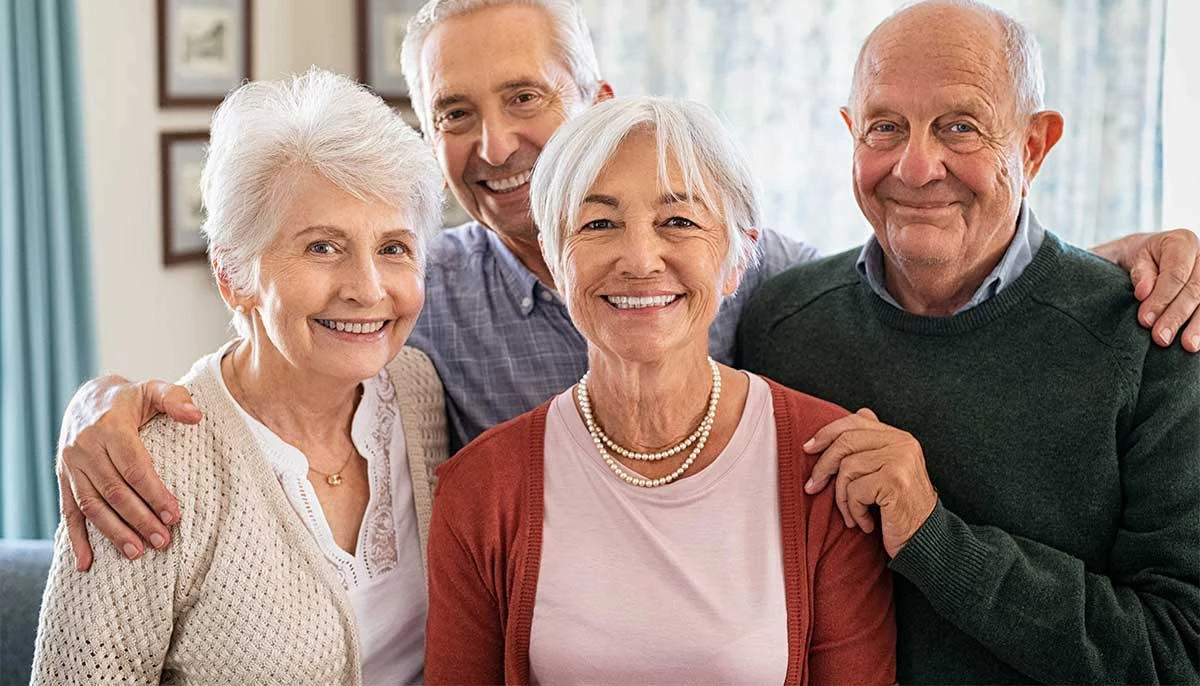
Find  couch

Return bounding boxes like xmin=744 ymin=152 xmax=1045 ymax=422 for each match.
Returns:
xmin=0 ymin=539 xmax=53 ymax=685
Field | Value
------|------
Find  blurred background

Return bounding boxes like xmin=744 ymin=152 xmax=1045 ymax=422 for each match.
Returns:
xmin=1 ymin=0 xmax=1197 ymax=539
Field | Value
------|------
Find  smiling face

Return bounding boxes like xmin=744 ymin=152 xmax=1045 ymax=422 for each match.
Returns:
xmin=421 ymin=4 xmax=595 ymax=245
xmin=557 ymin=131 xmax=740 ymax=363
xmin=223 ymin=170 xmax=425 ymax=384
xmin=842 ymin=6 xmax=1060 ymax=306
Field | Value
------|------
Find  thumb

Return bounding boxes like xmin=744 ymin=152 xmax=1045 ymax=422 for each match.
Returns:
xmin=855 ymin=407 xmax=879 ymax=422
xmin=1129 ymin=253 xmax=1158 ymax=302
xmin=141 ymin=380 xmax=201 ymax=426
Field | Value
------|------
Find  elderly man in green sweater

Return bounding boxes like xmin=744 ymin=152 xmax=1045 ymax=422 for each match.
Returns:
xmin=739 ymin=1 xmax=1200 ymax=684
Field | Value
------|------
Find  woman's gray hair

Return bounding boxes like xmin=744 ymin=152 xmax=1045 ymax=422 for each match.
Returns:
xmin=401 ymin=0 xmax=602 ymax=134
xmin=531 ymin=96 xmax=761 ymax=283
xmin=200 ymin=67 xmax=443 ymax=336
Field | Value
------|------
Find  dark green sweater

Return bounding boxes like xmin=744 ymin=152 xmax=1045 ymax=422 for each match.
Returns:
xmin=738 ymin=232 xmax=1200 ymax=684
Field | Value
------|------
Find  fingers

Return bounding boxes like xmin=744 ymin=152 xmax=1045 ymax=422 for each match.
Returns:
xmin=108 ymin=428 xmax=179 ymax=533
xmin=834 ymin=457 xmax=883 ymax=530
xmin=72 ymin=470 xmax=149 ymax=561
xmin=1129 ymin=249 xmax=1158 ymax=303
xmin=1144 ymin=254 xmax=1200 ymax=348
xmin=58 ymin=468 xmax=93 ymax=572
xmin=1181 ymin=307 xmax=1200 ymax=353
xmin=803 ymin=411 xmax=879 ymax=454
xmin=805 ymin=423 xmax=899 ymax=494
xmin=144 ymin=380 xmax=201 ymax=425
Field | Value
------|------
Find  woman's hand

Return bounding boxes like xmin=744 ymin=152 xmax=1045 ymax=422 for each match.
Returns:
xmin=56 ymin=376 xmax=201 ymax=570
xmin=802 ymin=408 xmax=937 ymax=558
xmin=1093 ymin=228 xmax=1200 ymax=351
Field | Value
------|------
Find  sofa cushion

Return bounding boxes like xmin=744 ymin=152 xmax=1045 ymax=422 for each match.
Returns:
xmin=0 ymin=539 xmax=54 ymax=685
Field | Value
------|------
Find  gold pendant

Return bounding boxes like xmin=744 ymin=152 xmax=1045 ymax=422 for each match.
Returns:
xmin=326 ymin=473 xmax=343 ymax=486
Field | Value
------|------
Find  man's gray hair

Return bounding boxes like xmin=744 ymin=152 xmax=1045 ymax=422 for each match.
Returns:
xmin=401 ymin=0 xmax=602 ymax=134
xmin=850 ymin=0 xmax=1046 ymax=118
xmin=531 ymin=96 xmax=761 ymax=284
xmin=201 ymin=67 xmax=443 ymax=336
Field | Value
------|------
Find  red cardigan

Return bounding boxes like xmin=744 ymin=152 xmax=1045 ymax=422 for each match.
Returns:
xmin=425 ymin=379 xmax=896 ymax=685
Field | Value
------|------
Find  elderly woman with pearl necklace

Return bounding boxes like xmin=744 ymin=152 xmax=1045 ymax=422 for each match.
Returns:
xmin=424 ymin=96 xmax=897 ymax=685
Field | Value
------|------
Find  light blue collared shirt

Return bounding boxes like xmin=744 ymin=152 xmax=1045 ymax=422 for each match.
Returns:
xmin=855 ymin=202 xmax=1045 ymax=314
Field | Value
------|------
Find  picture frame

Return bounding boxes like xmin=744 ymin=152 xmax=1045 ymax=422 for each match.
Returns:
xmin=160 ymin=131 xmax=210 ymax=266
xmin=157 ymin=0 xmax=252 ymax=107
xmin=357 ymin=0 xmax=423 ymax=105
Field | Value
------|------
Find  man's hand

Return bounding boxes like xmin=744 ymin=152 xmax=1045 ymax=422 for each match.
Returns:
xmin=56 ymin=376 xmax=201 ymax=571
xmin=803 ymin=409 xmax=938 ymax=558
xmin=1093 ymin=228 xmax=1200 ymax=352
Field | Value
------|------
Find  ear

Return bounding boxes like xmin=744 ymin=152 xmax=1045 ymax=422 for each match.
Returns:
xmin=722 ymin=228 xmax=759 ymax=297
xmin=594 ymin=80 xmax=615 ymax=104
xmin=839 ymin=106 xmax=855 ymax=136
xmin=212 ymin=257 xmax=255 ymax=314
xmin=1020 ymin=110 xmax=1064 ymax=195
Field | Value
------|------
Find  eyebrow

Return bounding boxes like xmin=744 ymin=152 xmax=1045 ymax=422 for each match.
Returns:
xmin=583 ymin=194 xmax=619 ymax=208
xmin=295 ymin=225 xmax=417 ymax=241
xmin=497 ymin=78 xmax=549 ymax=93
xmin=581 ymin=192 xmax=701 ymax=209
xmin=431 ymin=93 xmax=467 ymax=115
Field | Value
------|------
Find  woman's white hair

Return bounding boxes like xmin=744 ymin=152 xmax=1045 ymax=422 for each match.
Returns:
xmin=401 ymin=0 xmax=602 ymax=134
xmin=531 ymin=96 xmax=761 ymax=284
xmin=201 ymin=67 xmax=443 ymax=336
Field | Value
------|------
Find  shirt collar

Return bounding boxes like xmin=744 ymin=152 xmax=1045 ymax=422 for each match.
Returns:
xmin=855 ymin=200 xmax=1045 ymax=314
xmin=482 ymin=224 xmax=559 ymax=317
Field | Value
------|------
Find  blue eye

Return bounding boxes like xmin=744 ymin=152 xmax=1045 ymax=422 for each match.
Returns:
xmin=871 ymin=122 xmax=899 ymax=133
xmin=948 ymin=122 xmax=977 ymax=134
xmin=308 ymin=241 xmax=336 ymax=255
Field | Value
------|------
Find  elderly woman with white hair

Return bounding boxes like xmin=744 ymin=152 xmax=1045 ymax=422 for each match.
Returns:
xmin=32 ymin=68 xmax=445 ymax=685
xmin=424 ymin=96 xmax=896 ymax=685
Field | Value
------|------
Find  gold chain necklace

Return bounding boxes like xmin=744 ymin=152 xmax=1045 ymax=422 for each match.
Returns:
xmin=308 ymin=443 xmax=358 ymax=486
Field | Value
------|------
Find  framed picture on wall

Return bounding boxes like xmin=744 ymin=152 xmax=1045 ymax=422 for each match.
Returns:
xmin=157 ymin=0 xmax=252 ymax=107
xmin=160 ymin=131 xmax=210 ymax=266
xmin=357 ymin=0 xmax=422 ymax=105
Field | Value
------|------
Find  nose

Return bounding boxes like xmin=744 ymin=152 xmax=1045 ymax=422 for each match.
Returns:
xmin=478 ymin=113 xmax=520 ymax=168
xmin=894 ymin=129 xmax=947 ymax=188
xmin=338 ymin=253 xmax=386 ymax=306
xmin=615 ymin=222 xmax=667 ymax=278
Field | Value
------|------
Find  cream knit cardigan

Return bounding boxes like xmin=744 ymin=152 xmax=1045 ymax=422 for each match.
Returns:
xmin=31 ymin=346 xmax=448 ymax=686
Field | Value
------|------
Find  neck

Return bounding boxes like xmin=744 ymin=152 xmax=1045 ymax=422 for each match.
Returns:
xmin=497 ymin=231 xmax=556 ymax=288
xmin=883 ymin=230 xmax=1014 ymax=317
xmin=222 ymin=338 xmax=359 ymax=447
xmin=583 ymin=342 xmax=715 ymax=452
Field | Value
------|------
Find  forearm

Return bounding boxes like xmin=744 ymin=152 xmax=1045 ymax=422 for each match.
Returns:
xmin=890 ymin=502 xmax=1199 ymax=683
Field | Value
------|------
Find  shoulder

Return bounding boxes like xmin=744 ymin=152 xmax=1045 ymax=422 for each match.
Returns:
xmin=763 ymin=378 xmax=850 ymax=443
xmin=1033 ymin=233 xmax=1146 ymax=353
xmin=743 ymin=248 xmax=861 ymax=333
xmin=426 ymin=221 xmax=491 ymax=275
xmin=435 ymin=405 xmax=546 ymax=502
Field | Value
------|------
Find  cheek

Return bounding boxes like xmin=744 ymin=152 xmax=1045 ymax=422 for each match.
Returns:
xmin=390 ymin=269 xmax=426 ymax=317
xmin=437 ymin=138 xmax=468 ymax=182
xmin=853 ymin=150 xmax=892 ymax=196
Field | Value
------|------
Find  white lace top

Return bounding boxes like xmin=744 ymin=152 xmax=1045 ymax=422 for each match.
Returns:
xmin=210 ymin=353 xmax=427 ymax=685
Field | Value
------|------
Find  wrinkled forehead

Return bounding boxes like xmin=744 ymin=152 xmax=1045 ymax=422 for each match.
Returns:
xmin=857 ymin=31 xmax=1014 ymax=113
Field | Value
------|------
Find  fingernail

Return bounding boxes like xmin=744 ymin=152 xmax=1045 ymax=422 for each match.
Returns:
xmin=1145 ymin=311 xmax=1157 ymax=325
xmin=160 ymin=510 xmax=174 ymax=525
xmin=1190 ymin=334 xmax=1200 ymax=351
xmin=183 ymin=403 xmax=199 ymax=413
xmin=1159 ymin=327 xmax=1173 ymax=344
xmin=150 ymin=533 xmax=166 ymax=549
xmin=804 ymin=478 xmax=815 ymax=491
xmin=122 ymin=543 xmax=140 ymax=559
xmin=802 ymin=438 xmax=815 ymax=451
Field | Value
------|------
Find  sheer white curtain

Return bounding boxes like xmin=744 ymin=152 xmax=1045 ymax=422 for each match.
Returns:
xmin=580 ymin=0 xmax=1165 ymax=254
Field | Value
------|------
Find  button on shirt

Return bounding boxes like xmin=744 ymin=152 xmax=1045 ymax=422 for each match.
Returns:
xmin=855 ymin=202 xmax=1045 ymax=314
xmin=407 ymin=222 xmax=820 ymax=451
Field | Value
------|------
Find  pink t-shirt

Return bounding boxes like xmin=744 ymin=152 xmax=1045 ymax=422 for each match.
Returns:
xmin=529 ymin=373 xmax=786 ymax=685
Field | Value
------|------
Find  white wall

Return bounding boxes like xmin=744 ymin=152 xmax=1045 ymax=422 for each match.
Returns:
xmin=75 ymin=0 xmax=356 ymax=382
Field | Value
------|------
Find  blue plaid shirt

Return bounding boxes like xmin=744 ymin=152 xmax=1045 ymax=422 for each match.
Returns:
xmin=407 ymin=221 xmax=820 ymax=451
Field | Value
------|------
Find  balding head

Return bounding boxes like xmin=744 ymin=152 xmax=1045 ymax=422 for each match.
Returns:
xmin=849 ymin=0 xmax=1045 ymax=120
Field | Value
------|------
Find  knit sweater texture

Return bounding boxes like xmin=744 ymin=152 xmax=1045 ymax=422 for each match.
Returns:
xmin=738 ymin=232 xmax=1200 ymax=685
xmin=424 ymin=379 xmax=897 ymax=685
xmin=31 ymin=346 xmax=448 ymax=685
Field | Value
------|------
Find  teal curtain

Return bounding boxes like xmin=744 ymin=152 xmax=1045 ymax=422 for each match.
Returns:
xmin=0 ymin=0 xmax=94 ymax=538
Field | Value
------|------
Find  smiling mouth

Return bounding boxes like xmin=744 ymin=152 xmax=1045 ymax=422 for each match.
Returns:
xmin=604 ymin=294 xmax=680 ymax=309
xmin=314 ymin=319 xmax=389 ymax=334
xmin=479 ymin=169 xmax=532 ymax=194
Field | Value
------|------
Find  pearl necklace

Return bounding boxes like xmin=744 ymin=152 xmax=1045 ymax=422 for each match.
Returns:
xmin=576 ymin=357 xmax=721 ymax=488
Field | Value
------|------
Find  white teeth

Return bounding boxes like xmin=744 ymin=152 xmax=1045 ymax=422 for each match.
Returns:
xmin=316 ymin=319 xmax=387 ymax=334
xmin=605 ymin=295 xmax=679 ymax=309
xmin=483 ymin=170 xmax=532 ymax=193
